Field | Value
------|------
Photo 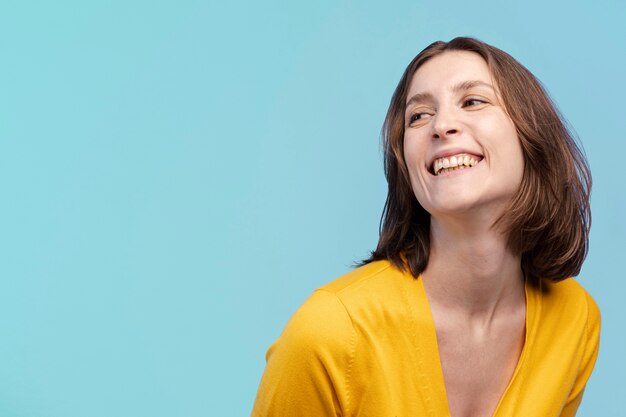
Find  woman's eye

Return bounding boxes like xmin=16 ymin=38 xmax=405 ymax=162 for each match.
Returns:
xmin=463 ymin=98 xmax=486 ymax=107
xmin=409 ymin=112 xmax=430 ymax=123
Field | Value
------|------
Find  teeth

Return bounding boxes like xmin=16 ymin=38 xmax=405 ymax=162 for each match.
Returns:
xmin=433 ymin=153 xmax=480 ymax=175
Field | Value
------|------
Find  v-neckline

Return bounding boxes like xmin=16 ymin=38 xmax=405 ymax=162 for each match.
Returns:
xmin=409 ymin=274 xmax=540 ymax=417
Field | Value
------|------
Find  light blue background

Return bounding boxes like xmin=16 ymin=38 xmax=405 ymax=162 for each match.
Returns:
xmin=0 ymin=1 xmax=622 ymax=415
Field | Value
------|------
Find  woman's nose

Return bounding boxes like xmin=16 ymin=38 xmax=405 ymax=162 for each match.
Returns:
xmin=431 ymin=108 xmax=461 ymax=140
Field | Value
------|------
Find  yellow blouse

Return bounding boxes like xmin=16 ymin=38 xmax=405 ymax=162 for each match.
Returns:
xmin=252 ymin=260 xmax=600 ymax=416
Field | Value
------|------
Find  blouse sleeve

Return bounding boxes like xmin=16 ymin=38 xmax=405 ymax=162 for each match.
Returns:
xmin=251 ymin=290 xmax=356 ymax=417
xmin=559 ymin=290 xmax=601 ymax=417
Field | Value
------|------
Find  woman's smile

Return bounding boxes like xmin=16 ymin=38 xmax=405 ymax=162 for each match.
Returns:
xmin=430 ymin=153 xmax=484 ymax=176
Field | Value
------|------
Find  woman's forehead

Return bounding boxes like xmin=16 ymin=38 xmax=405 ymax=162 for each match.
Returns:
xmin=408 ymin=51 xmax=495 ymax=94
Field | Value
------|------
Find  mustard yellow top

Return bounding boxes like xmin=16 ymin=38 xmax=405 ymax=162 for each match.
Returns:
xmin=252 ymin=260 xmax=601 ymax=416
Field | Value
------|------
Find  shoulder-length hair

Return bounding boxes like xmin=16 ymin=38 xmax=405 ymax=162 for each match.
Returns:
xmin=363 ymin=37 xmax=591 ymax=283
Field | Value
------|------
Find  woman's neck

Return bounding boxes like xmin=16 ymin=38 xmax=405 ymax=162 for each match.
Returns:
xmin=421 ymin=216 xmax=525 ymax=326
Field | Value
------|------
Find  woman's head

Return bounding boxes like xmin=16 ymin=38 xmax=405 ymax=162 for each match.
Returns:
xmin=402 ymin=49 xmax=525 ymax=223
xmin=365 ymin=37 xmax=591 ymax=282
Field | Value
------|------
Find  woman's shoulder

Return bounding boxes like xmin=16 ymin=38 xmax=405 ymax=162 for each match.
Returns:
xmin=534 ymin=277 xmax=601 ymax=332
xmin=276 ymin=260 xmax=412 ymax=350
xmin=539 ymin=278 xmax=600 ymax=314
xmin=272 ymin=288 xmax=355 ymax=357
xmin=320 ymin=259 xmax=410 ymax=300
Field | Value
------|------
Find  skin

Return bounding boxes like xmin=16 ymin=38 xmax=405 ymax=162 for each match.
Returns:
xmin=403 ymin=51 xmax=527 ymax=417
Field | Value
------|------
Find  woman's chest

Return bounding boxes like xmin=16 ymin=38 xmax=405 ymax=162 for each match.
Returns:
xmin=348 ymin=310 xmax=583 ymax=417
xmin=435 ymin=323 xmax=526 ymax=417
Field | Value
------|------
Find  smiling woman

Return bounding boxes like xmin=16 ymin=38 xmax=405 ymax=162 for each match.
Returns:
xmin=252 ymin=37 xmax=599 ymax=417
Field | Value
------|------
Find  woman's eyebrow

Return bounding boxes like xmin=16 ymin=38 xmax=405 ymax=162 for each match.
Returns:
xmin=405 ymin=92 xmax=434 ymax=110
xmin=405 ymin=80 xmax=495 ymax=110
xmin=453 ymin=80 xmax=495 ymax=93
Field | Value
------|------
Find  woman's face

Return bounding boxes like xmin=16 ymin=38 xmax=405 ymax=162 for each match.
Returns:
xmin=403 ymin=51 xmax=524 ymax=221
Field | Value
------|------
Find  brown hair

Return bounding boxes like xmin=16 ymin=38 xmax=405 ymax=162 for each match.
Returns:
xmin=362 ymin=37 xmax=591 ymax=283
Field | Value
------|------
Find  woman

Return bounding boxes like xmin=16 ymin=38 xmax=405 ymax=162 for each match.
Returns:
xmin=252 ymin=37 xmax=600 ymax=417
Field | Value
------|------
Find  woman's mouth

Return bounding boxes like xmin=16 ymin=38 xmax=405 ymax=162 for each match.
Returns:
xmin=431 ymin=153 xmax=483 ymax=176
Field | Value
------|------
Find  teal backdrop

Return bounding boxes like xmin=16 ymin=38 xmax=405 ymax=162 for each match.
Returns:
xmin=0 ymin=1 xmax=623 ymax=415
